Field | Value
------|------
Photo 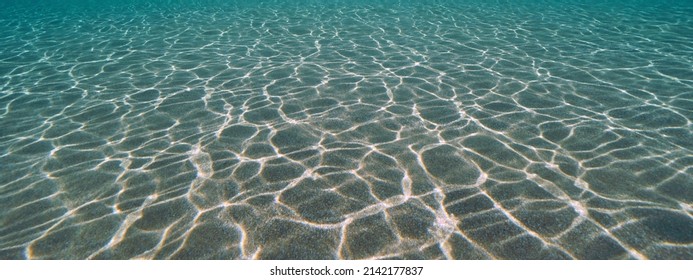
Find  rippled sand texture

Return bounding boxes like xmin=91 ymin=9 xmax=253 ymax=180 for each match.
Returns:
xmin=1 ymin=0 xmax=693 ymax=259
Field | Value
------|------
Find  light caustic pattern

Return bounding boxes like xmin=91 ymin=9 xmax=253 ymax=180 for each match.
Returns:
xmin=1 ymin=1 xmax=692 ymax=259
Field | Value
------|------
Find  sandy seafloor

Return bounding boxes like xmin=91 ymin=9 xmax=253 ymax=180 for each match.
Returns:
xmin=1 ymin=0 xmax=692 ymax=259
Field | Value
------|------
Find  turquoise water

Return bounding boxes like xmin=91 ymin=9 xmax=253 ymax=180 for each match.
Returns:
xmin=1 ymin=0 xmax=692 ymax=259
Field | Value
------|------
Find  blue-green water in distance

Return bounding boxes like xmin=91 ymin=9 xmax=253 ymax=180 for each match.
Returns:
xmin=1 ymin=0 xmax=692 ymax=259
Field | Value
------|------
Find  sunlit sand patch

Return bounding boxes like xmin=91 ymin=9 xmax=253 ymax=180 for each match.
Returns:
xmin=1 ymin=0 xmax=693 ymax=260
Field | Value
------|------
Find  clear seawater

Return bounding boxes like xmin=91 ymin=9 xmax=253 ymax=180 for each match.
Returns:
xmin=1 ymin=0 xmax=692 ymax=260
